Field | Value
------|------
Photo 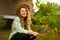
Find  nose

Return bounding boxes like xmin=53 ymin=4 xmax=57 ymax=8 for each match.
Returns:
xmin=23 ymin=11 xmax=27 ymax=14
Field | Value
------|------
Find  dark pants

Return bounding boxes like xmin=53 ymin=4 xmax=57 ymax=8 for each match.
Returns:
xmin=10 ymin=32 xmax=36 ymax=40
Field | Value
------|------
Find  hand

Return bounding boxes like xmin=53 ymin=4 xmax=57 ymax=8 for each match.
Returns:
xmin=32 ymin=32 xmax=39 ymax=36
xmin=27 ymin=30 xmax=34 ymax=34
xmin=27 ymin=30 xmax=39 ymax=36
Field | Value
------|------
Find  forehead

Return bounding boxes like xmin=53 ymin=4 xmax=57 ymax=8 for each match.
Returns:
xmin=20 ymin=8 xmax=26 ymax=10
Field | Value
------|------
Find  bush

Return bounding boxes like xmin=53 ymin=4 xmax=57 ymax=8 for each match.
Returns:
xmin=31 ymin=2 xmax=59 ymax=29
xmin=31 ymin=2 xmax=60 ymax=40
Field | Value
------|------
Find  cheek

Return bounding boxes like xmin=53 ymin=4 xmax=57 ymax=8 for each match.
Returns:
xmin=22 ymin=12 xmax=27 ymax=15
xmin=24 ymin=12 xmax=27 ymax=16
xmin=20 ymin=12 xmax=23 ymax=15
xmin=20 ymin=12 xmax=27 ymax=16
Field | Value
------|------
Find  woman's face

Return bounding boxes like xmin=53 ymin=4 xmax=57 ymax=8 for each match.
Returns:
xmin=20 ymin=8 xmax=27 ymax=17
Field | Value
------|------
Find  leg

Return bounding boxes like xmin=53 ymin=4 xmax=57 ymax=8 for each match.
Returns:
xmin=10 ymin=32 xmax=27 ymax=40
xmin=26 ymin=34 xmax=36 ymax=40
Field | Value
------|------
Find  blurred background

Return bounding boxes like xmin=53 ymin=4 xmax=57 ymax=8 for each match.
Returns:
xmin=0 ymin=0 xmax=60 ymax=40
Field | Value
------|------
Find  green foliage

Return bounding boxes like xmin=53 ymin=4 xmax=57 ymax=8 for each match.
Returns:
xmin=31 ymin=1 xmax=60 ymax=40
xmin=32 ymin=2 xmax=59 ymax=29
xmin=55 ymin=15 xmax=60 ymax=29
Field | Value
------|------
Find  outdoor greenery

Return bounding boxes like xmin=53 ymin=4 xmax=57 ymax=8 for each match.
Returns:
xmin=32 ymin=2 xmax=59 ymax=29
xmin=0 ymin=0 xmax=60 ymax=40
xmin=31 ymin=1 xmax=60 ymax=40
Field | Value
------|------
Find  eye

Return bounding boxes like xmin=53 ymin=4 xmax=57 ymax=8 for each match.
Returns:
xmin=21 ymin=10 xmax=24 ymax=12
xmin=20 ymin=8 xmax=27 ymax=13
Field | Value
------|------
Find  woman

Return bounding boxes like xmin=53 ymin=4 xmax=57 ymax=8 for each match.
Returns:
xmin=9 ymin=4 xmax=39 ymax=40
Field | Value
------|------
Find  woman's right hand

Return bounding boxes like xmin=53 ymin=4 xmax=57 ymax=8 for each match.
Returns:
xmin=27 ymin=30 xmax=39 ymax=36
xmin=32 ymin=32 xmax=39 ymax=36
xmin=27 ymin=30 xmax=34 ymax=34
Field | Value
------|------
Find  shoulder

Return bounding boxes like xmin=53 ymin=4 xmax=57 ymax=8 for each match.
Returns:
xmin=14 ymin=16 xmax=20 ymax=22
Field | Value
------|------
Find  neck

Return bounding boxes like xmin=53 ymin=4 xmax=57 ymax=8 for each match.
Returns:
xmin=20 ymin=16 xmax=27 ymax=29
xmin=19 ymin=16 xmax=25 ymax=20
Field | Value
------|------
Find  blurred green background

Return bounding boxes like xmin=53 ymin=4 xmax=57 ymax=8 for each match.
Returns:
xmin=0 ymin=0 xmax=60 ymax=40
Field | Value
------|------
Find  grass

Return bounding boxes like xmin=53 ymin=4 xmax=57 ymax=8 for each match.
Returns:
xmin=0 ymin=28 xmax=60 ymax=40
xmin=0 ymin=29 xmax=10 ymax=40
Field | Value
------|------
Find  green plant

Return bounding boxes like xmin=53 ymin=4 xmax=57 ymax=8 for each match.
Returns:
xmin=31 ymin=1 xmax=60 ymax=40
xmin=31 ymin=2 xmax=59 ymax=29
